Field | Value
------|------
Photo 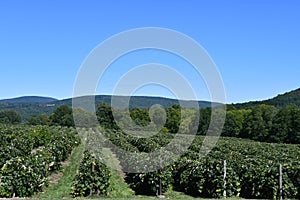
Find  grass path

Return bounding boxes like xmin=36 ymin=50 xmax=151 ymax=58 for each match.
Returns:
xmin=100 ymin=148 xmax=214 ymax=199
xmin=101 ymin=148 xmax=135 ymax=198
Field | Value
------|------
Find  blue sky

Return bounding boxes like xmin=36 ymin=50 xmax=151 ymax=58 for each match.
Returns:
xmin=0 ymin=0 xmax=299 ymax=103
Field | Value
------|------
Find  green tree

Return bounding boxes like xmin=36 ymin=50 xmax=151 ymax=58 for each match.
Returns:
xmin=222 ymin=109 xmax=250 ymax=137
xmin=0 ymin=110 xmax=22 ymax=124
xmin=270 ymin=106 xmax=300 ymax=143
xmin=130 ymin=108 xmax=150 ymax=127
xmin=165 ymin=104 xmax=181 ymax=133
xmin=49 ymin=105 xmax=74 ymax=127
xmin=241 ymin=104 xmax=277 ymax=141
xmin=27 ymin=114 xmax=49 ymax=125
xmin=96 ymin=103 xmax=117 ymax=129
xmin=197 ymin=107 xmax=211 ymax=135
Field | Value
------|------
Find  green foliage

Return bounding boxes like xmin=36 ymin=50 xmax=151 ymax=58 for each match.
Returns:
xmin=29 ymin=126 xmax=52 ymax=148
xmin=96 ymin=103 xmax=118 ymax=129
xmin=49 ymin=105 xmax=74 ymax=127
xmin=0 ymin=125 xmax=35 ymax=167
xmin=175 ymin=158 xmax=240 ymax=198
xmin=233 ymin=88 xmax=300 ymax=109
xmin=71 ymin=150 xmax=111 ymax=197
xmin=98 ymin=128 xmax=176 ymax=195
xmin=130 ymin=108 xmax=151 ymax=127
xmin=270 ymin=106 xmax=300 ymax=143
xmin=173 ymin=136 xmax=300 ymax=199
xmin=193 ymin=104 xmax=300 ymax=145
xmin=241 ymin=104 xmax=277 ymax=141
xmin=0 ymin=156 xmax=48 ymax=197
xmin=27 ymin=113 xmax=49 ymax=125
xmin=0 ymin=101 xmax=56 ymax=122
xmin=126 ymin=168 xmax=173 ymax=195
xmin=165 ymin=104 xmax=181 ymax=133
xmin=222 ymin=109 xmax=249 ymax=137
xmin=0 ymin=125 xmax=80 ymax=197
xmin=197 ymin=107 xmax=211 ymax=135
xmin=99 ymin=126 xmax=300 ymax=199
xmin=0 ymin=110 xmax=22 ymax=124
xmin=37 ymin=144 xmax=85 ymax=199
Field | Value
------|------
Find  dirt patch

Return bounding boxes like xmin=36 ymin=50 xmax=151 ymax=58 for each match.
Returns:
xmin=48 ymin=172 xmax=63 ymax=185
xmin=47 ymin=160 xmax=70 ymax=185
xmin=61 ymin=159 xmax=70 ymax=167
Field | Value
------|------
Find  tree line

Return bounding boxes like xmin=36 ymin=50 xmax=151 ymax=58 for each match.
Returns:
xmin=222 ymin=104 xmax=300 ymax=143
xmin=1 ymin=103 xmax=299 ymax=144
xmin=95 ymin=103 xmax=300 ymax=144
xmin=90 ymin=103 xmax=300 ymax=144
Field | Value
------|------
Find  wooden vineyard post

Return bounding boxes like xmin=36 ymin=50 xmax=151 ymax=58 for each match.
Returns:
xmin=279 ymin=164 xmax=282 ymax=200
xmin=157 ymin=157 xmax=165 ymax=198
xmin=92 ymin=158 xmax=95 ymax=172
xmin=159 ymin=168 xmax=162 ymax=196
xmin=223 ymin=160 xmax=227 ymax=198
xmin=159 ymin=157 xmax=162 ymax=196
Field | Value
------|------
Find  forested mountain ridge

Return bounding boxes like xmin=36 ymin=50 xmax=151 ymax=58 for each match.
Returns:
xmin=0 ymin=96 xmax=57 ymax=104
xmin=232 ymin=88 xmax=300 ymax=109
xmin=0 ymin=95 xmax=217 ymax=120
xmin=0 ymin=87 xmax=299 ymax=120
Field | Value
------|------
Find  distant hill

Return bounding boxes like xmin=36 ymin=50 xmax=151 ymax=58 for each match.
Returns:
xmin=1 ymin=87 xmax=299 ymax=121
xmin=0 ymin=95 xmax=218 ymax=121
xmin=65 ymin=95 xmax=217 ymax=110
xmin=0 ymin=102 xmax=57 ymax=121
xmin=0 ymin=96 xmax=57 ymax=104
xmin=233 ymin=88 xmax=300 ymax=109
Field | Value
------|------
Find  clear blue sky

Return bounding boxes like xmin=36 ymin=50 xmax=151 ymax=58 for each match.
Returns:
xmin=0 ymin=0 xmax=299 ymax=103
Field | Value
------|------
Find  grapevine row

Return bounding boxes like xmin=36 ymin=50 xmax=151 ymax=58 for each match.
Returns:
xmin=0 ymin=124 xmax=80 ymax=197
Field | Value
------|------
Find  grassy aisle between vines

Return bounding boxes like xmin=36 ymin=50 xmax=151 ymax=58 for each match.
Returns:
xmin=36 ymin=143 xmax=85 ymax=199
xmin=101 ymin=147 xmax=135 ymax=198
xmin=100 ymin=144 xmax=243 ymax=199
xmin=29 ymin=128 xmax=243 ymax=200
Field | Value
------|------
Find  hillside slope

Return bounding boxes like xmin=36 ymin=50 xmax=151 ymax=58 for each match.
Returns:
xmin=233 ymin=88 xmax=300 ymax=109
xmin=0 ymin=95 xmax=216 ymax=120
xmin=0 ymin=87 xmax=299 ymax=121
xmin=0 ymin=96 xmax=57 ymax=104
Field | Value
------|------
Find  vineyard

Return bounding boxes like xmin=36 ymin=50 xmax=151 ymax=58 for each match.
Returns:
xmin=86 ymin=127 xmax=300 ymax=199
xmin=1 ymin=124 xmax=300 ymax=199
